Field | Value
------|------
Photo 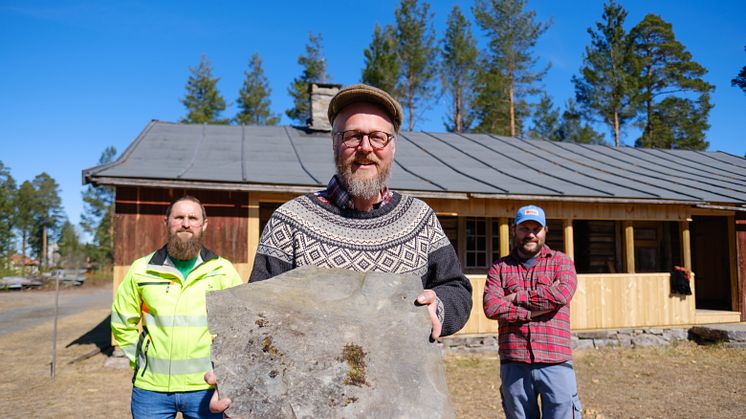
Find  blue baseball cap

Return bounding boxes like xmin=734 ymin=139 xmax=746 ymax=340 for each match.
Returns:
xmin=515 ymin=205 xmax=546 ymax=227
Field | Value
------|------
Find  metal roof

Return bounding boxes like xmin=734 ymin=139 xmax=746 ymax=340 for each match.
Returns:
xmin=83 ymin=120 xmax=746 ymax=205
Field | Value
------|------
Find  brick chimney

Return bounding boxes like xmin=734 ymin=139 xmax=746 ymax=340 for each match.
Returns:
xmin=307 ymin=82 xmax=341 ymax=131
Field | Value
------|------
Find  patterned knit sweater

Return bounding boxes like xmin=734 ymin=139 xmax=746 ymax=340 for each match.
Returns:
xmin=250 ymin=192 xmax=473 ymax=336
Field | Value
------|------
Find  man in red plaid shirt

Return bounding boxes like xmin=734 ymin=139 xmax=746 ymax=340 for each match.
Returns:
xmin=483 ymin=205 xmax=582 ymax=419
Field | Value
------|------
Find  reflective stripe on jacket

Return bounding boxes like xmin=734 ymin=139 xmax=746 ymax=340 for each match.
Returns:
xmin=111 ymin=246 xmax=242 ymax=392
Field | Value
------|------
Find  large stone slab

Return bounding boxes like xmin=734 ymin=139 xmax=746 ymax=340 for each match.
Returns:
xmin=207 ymin=266 xmax=454 ymax=419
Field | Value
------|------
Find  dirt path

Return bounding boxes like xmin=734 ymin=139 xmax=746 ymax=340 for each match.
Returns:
xmin=0 ymin=285 xmax=112 ymax=335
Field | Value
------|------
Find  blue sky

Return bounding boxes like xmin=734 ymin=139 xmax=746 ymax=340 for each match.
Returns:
xmin=1 ymin=0 xmax=744 ymax=239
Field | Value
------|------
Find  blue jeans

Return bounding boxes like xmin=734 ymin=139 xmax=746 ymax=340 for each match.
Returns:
xmin=131 ymin=387 xmax=222 ymax=419
xmin=500 ymin=360 xmax=582 ymax=419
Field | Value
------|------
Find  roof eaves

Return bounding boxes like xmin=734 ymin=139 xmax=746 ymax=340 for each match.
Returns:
xmin=470 ymin=192 xmax=704 ymax=206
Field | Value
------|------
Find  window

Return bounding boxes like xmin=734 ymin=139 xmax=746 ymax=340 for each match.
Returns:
xmin=573 ymin=220 xmax=622 ymax=273
xmin=465 ymin=218 xmax=487 ymax=269
xmin=545 ymin=219 xmax=564 ymax=253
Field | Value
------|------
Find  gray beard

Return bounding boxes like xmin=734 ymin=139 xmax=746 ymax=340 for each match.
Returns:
xmin=167 ymin=231 xmax=202 ymax=261
xmin=336 ymin=159 xmax=391 ymax=201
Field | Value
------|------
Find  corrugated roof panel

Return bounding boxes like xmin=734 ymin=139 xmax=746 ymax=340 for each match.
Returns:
xmin=102 ymin=122 xmax=204 ymax=180
xmin=282 ymin=128 xmax=334 ymax=185
xmin=569 ymin=143 xmax=746 ymax=202
xmin=423 ymin=132 xmax=585 ymax=196
xmin=395 ymin=134 xmax=504 ymax=193
xmin=404 ymin=132 xmax=580 ymax=195
xmin=241 ymin=125 xmax=319 ymax=185
xmin=704 ymin=151 xmax=746 ymax=170
xmin=486 ymin=136 xmax=670 ymax=198
xmin=619 ymin=147 xmax=746 ymax=185
xmin=531 ymin=140 xmax=744 ymax=202
xmin=460 ymin=134 xmax=648 ymax=197
xmin=84 ymin=121 xmax=746 ymax=205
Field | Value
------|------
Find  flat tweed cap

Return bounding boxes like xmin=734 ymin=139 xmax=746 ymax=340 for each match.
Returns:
xmin=327 ymin=83 xmax=404 ymax=132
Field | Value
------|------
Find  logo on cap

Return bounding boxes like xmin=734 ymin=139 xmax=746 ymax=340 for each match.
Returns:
xmin=524 ymin=209 xmax=539 ymax=216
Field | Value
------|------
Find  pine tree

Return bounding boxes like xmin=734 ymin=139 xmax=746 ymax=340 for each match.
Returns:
xmin=573 ymin=0 xmax=638 ymax=147
xmin=527 ymin=93 xmax=561 ymax=141
xmin=14 ymin=181 xmax=36 ymax=275
xmin=31 ymin=172 xmax=64 ymax=269
xmin=57 ymin=220 xmax=84 ymax=270
xmin=81 ymin=147 xmax=117 ymax=267
xmin=629 ymin=14 xmax=714 ymax=149
xmin=286 ymin=33 xmax=330 ymax=125
xmin=441 ymin=5 xmax=479 ymax=133
xmin=181 ymin=55 xmax=228 ymax=124
xmin=362 ymin=24 xmax=401 ymax=96
xmin=733 ymin=46 xmax=746 ymax=94
xmin=235 ymin=53 xmax=279 ymax=126
xmin=395 ymin=0 xmax=438 ymax=131
xmin=473 ymin=0 xmax=550 ymax=136
xmin=557 ymin=99 xmax=607 ymax=145
xmin=636 ymin=95 xmax=710 ymax=150
xmin=471 ymin=62 xmax=511 ymax=135
xmin=0 ymin=161 xmax=17 ymax=270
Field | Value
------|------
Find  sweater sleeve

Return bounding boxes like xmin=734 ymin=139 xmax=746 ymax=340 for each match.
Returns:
xmin=424 ymin=244 xmax=473 ymax=336
xmin=249 ymin=253 xmax=293 ymax=282
xmin=422 ymin=208 xmax=474 ymax=337
xmin=249 ymin=213 xmax=294 ymax=282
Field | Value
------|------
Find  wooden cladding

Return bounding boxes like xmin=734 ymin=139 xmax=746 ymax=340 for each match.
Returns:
xmin=114 ymin=186 xmax=249 ymax=265
xmin=458 ymin=273 xmax=695 ymax=335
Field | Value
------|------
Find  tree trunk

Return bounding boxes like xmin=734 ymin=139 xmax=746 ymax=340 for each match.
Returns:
xmin=509 ymin=84 xmax=516 ymax=137
xmin=408 ymin=83 xmax=414 ymax=131
xmin=455 ymin=88 xmax=463 ymax=133
xmin=42 ymin=224 xmax=47 ymax=270
xmin=645 ymin=66 xmax=654 ymax=146
xmin=21 ymin=230 xmax=27 ymax=276
xmin=614 ymin=111 xmax=620 ymax=147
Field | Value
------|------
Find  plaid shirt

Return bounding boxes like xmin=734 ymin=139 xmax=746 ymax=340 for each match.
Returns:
xmin=483 ymin=245 xmax=577 ymax=363
xmin=315 ymin=175 xmax=392 ymax=210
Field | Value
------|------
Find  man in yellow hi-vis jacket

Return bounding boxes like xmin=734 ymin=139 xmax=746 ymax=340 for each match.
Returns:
xmin=111 ymin=195 xmax=242 ymax=419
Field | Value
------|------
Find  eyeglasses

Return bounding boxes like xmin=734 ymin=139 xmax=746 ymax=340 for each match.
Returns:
xmin=334 ymin=130 xmax=395 ymax=150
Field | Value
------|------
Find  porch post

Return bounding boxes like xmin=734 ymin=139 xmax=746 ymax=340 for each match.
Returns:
xmin=680 ymin=220 xmax=692 ymax=271
xmin=735 ymin=213 xmax=746 ymax=322
xmin=624 ymin=221 xmax=635 ymax=273
xmin=563 ymin=219 xmax=574 ymax=260
xmin=499 ymin=217 xmax=510 ymax=257
xmin=247 ymin=193 xmax=260 ymax=278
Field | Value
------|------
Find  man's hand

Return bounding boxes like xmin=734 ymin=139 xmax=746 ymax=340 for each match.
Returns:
xmin=205 ymin=370 xmax=231 ymax=416
xmin=416 ymin=289 xmax=442 ymax=340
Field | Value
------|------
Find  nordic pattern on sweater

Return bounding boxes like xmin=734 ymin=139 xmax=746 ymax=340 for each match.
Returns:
xmin=256 ymin=193 xmax=450 ymax=276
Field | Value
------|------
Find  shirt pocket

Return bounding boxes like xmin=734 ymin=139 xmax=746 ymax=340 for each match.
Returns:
xmin=503 ymin=272 xmax=523 ymax=293
xmin=535 ymin=272 xmax=555 ymax=287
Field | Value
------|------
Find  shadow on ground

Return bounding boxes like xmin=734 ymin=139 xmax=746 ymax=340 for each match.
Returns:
xmin=66 ymin=314 xmax=113 ymax=354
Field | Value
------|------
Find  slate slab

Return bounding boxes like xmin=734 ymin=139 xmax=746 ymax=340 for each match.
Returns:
xmin=207 ymin=266 xmax=454 ymax=419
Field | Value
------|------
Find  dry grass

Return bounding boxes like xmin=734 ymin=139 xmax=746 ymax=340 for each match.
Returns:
xmin=445 ymin=342 xmax=746 ymax=419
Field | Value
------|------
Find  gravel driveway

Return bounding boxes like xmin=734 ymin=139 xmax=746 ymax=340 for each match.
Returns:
xmin=0 ymin=283 xmax=112 ymax=335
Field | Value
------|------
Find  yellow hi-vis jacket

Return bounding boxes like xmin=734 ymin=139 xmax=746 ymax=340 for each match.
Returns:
xmin=111 ymin=246 xmax=242 ymax=392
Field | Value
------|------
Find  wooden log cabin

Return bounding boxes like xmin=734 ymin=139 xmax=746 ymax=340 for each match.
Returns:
xmin=83 ymin=85 xmax=746 ymax=334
